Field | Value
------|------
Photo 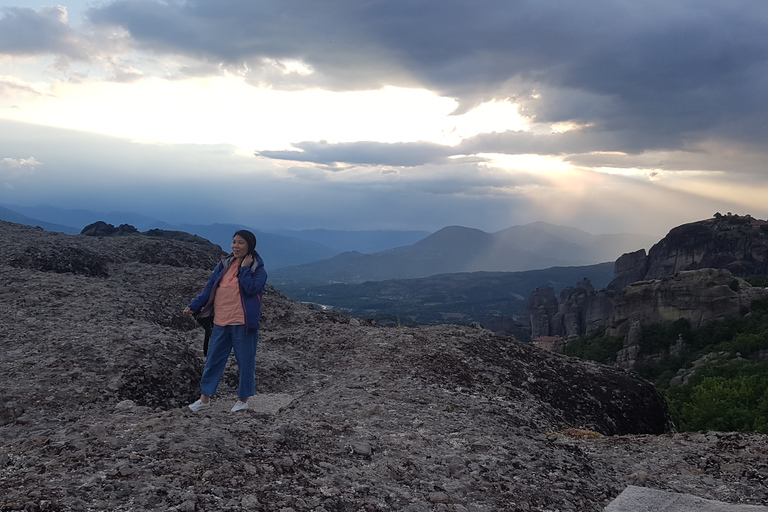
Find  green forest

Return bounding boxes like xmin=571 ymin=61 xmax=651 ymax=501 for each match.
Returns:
xmin=563 ymin=275 xmax=768 ymax=434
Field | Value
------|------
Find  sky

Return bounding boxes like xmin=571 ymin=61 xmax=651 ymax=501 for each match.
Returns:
xmin=1 ymin=0 xmax=767 ymax=236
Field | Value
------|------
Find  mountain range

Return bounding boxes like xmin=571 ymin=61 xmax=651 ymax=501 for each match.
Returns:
xmin=269 ymin=222 xmax=658 ymax=286
xmin=0 ymin=205 xmax=80 ymax=234
xmin=0 ymin=204 xmax=657 ymax=278
xmin=0 ymin=204 xmax=428 ymax=269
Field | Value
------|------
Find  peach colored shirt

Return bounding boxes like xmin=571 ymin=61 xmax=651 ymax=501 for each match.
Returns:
xmin=213 ymin=262 xmax=245 ymax=326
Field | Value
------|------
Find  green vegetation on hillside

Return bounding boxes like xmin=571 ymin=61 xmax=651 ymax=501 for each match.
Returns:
xmin=564 ymin=328 xmax=624 ymax=365
xmin=564 ymin=289 xmax=768 ymax=434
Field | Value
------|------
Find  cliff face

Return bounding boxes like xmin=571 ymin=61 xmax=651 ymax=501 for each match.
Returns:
xmin=645 ymin=215 xmax=768 ymax=279
xmin=605 ymin=269 xmax=767 ymax=336
xmin=528 ymin=215 xmax=768 ymax=340
xmin=610 ymin=248 xmax=649 ymax=291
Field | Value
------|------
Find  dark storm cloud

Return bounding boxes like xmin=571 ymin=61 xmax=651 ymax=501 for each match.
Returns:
xmin=0 ymin=6 xmax=87 ymax=58
xmin=257 ymin=128 xmax=640 ymax=168
xmin=83 ymin=0 xmax=768 ymax=164
xmin=456 ymin=128 xmax=632 ymax=156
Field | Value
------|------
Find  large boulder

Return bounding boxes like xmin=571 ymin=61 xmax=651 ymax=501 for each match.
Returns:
xmin=81 ymin=220 xmax=139 ymax=237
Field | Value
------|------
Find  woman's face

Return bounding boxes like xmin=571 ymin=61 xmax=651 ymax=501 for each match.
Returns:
xmin=232 ymin=235 xmax=249 ymax=259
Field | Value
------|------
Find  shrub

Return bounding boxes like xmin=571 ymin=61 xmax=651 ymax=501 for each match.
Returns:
xmin=677 ymin=369 xmax=768 ymax=433
xmin=639 ymin=319 xmax=692 ymax=356
xmin=564 ymin=329 xmax=624 ymax=365
xmin=715 ymin=330 xmax=768 ymax=358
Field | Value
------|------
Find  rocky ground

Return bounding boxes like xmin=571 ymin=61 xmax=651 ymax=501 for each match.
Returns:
xmin=1 ymin=221 xmax=767 ymax=512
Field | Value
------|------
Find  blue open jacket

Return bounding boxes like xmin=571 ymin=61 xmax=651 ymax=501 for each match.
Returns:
xmin=187 ymin=252 xmax=267 ymax=331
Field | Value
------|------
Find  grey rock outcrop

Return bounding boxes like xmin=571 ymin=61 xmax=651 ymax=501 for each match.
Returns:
xmin=81 ymin=220 xmax=139 ymax=236
xmin=605 ymin=269 xmax=768 ymax=336
xmin=610 ymin=249 xmax=649 ymax=291
xmin=616 ymin=320 xmax=643 ymax=369
xmin=2 ymin=220 xmax=768 ymax=511
xmin=528 ymin=279 xmax=616 ymax=338
xmin=527 ymin=285 xmax=559 ymax=338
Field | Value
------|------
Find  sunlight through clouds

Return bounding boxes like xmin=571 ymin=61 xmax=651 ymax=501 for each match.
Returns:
xmin=262 ymin=58 xmax=314 ymax=76
xmin=657 ymin=173 xmax=768 ymax=214
xmin=1 ymin=76 xmax=462 ymax=151
xmin=477 ymin=153 xmax=571 ymax=173
xmin=590 ymin=166 xmax=666 ymax=181
xmin=1 ymin=71 xmax=532 ymax=158
xmin=440 ymin=100 xmax=529 ymax=145
xmin=1 ymin=0 xmax=767 ymax=233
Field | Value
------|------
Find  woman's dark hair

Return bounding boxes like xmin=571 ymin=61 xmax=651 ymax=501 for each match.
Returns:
xmin=234 ymin=230 xmax=257 ymax=256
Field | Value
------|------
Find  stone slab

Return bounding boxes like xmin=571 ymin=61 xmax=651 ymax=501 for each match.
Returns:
xmin=604 ymin=486 xmax=768 ymax=512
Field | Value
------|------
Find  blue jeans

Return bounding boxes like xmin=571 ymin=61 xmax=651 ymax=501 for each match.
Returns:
xmin=200 ymin=324 xmax=259 ymax=400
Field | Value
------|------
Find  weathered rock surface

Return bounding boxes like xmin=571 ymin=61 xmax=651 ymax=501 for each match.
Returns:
xmin=2 ymin=221 xmax=767 ymax=511
xmin=605 ymin=269 xmax=767 ymax=336
xmin=609 ymin=249 xmax=649 ymax=292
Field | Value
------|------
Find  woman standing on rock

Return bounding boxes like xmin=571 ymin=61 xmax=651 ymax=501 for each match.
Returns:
xmin=184 ymin=230 xmax=267 ymax=412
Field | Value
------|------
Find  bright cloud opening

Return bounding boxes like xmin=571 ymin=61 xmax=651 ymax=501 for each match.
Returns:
xmin=0 ymin=76 xmax=464 ymax=152
xmin=262 ymin=58 xmax=314 ymax=76
xmin=440 ymin=100 xmax=529 ymax=145
xmin=478 ymin=153 xmax=571 ymax=173
xmin=592 ymin=166 xmax=666 ymax=181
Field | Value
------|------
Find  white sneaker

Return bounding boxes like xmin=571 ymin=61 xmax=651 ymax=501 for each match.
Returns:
xmin=231 ymin=400 xmax=249 ymax=412
xmin=188 ymin=399 xmax=211 ymax=412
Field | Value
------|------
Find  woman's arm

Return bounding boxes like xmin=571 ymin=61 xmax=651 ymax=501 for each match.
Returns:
xmin=238 ymin=259 xmax=267 ymax=296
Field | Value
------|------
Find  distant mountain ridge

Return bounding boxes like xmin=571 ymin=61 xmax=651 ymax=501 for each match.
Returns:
xmin=0 ymin=203 xmax=657 ymax=276
xmin=0 ymin=204 xmax=427 ymax=269
xmin=0 ymin=206 xmax=80 ymax=234
xmin=271 ymin=222 xmax=658 ymax=285
xmin=269 ymin=228 xmax=430 ymax=254
xmin=2 ymin=204 xmax=158 ymax=232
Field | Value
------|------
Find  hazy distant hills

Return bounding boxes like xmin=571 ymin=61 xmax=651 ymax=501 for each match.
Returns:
xmin=270 ymin=222 xmax=658 ymax=285
xmin=2 ymin=204 xmax=158 ymax=233
xmin=269 ymin=228 xmax=430 ymax=254
xmin=0 ymin=205 xmax=80 ymax=234
xmin=170 ymin=225 xmax=429 ymax=268
xmin=0 ymin=203 xmax=656 ymax=277
xmin=0 ymin=204 xmax=428 ymax=269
